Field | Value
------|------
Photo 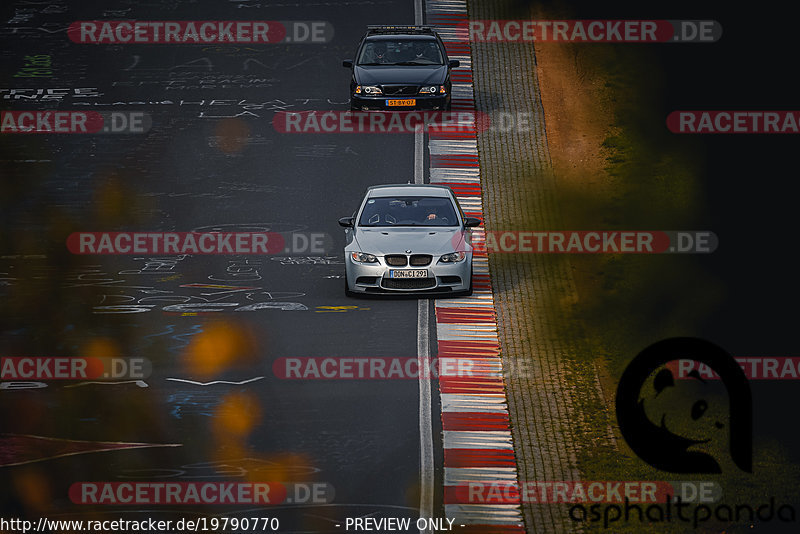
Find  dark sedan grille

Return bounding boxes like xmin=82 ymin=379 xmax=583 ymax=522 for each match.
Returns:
xmin=382 ymin=278 xmax=436 ymax=290
xmin=409 ymin=254 xmax=432 ymax=266
xmin=382 ymin=85 xmax=418 ymax=96
xmin=385 ymin=255 xmax=408 ymax=266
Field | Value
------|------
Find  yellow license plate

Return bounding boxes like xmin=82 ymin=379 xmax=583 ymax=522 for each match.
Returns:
xmin=386 ymin=99 xmax=416 ymax=107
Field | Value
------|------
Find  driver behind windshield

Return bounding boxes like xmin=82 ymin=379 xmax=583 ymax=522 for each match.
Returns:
xmin=362 ymin=41 xmax=391 ymax=64
xmin=418 ymin=198 xmax=456 ymax=225
xmin=409 ymin=41 xmax=440 ymax=63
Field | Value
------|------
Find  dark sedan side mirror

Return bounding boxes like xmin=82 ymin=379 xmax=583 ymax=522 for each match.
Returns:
xmin=448 ymin=60 xmax=460 ymax=68
xmin=342 ymin=59 xmax=353 ymax=68
xmin=338 ymin=216 xmax=355 ymax=228
xmin=464 ymin=217 xmax=481 ymax=228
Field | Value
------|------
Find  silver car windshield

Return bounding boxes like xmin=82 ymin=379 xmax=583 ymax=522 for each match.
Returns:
xmin=359 ymin=196 xmax=458 ymax=227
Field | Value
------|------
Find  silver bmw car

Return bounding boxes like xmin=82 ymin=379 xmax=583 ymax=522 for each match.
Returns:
xmin=339 ymin=184 xmax=481 ymax=296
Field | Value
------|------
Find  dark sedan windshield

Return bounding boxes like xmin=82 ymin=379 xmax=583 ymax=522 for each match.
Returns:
xmin=357 ymin=39 xmax=444 ymax=65
xmin=359 ymin=196 xmax=458 ymax=226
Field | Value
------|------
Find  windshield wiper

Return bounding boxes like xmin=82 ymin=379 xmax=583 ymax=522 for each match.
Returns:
xmin=393 ymin=61 xmax=439 ymax=66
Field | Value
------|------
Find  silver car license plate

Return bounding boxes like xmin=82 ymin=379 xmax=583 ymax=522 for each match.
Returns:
xmin=390 ymin=269 xmax=428 ymax=278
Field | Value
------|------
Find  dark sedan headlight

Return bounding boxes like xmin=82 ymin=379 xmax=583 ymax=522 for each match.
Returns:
xmin=351 ymin=252 xmax=379 ymax=263
xmin=418 ymin=85 xmax=447 ymax=94
xmin=357 ymin=85 xmax=382 ymax=95
xmin=439 ymin=252 xmax=466 ymax=263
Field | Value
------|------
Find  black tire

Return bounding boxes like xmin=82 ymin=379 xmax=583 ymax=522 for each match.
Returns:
xmin=344 ymin=277 xmax=357 ymax=297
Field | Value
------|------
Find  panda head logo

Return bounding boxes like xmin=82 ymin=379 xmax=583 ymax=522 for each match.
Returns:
xmin=616 ymin=337 xmax=752 ymax=473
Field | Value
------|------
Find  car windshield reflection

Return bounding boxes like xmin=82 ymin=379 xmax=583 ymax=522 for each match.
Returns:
xmin=357 ymin=39 xmax=444 ymax=65
xmin=359 ymin=196 xmax=458 ymax=227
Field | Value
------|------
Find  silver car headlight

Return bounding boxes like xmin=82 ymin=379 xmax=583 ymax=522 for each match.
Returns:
xmin=362 ymin=85 xmax=383 ymax=95
xmin=439 ymin=251 xmax=466 ymax=263
xmin=351 ymin=251 xmax=379 ymax=263
xmin=419 ymin=85 xmax=438 ymax=94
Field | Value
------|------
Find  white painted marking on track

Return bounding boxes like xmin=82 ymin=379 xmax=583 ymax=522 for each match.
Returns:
xmin=418 ymin=298 xmax=435 ymax=530
xmin=444 ymin=504 xmax=524 ymax=525
xmin=443 ymin=430 xmax=515 ymax=449
xmin=64 ymin=380 xmax=149 ymax=388
xmin=444 ymin=467 xmax=519 ymax=484
xmin=441 ymin=393 xmax=509 ymax=413
xmin=165 ymin=377 xmax=265 ymax=386
xmin=415 ymin=3 xmax=434 ymax=526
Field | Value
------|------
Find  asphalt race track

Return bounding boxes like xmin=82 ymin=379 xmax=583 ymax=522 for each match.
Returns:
xmin=0 ymin=0 xmax=445 ymax=531
xmin=5 ymin=1 xmax=800 ymax=533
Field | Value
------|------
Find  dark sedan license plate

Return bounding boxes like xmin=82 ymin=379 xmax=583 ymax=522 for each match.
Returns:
xmin=386 ymin=99 xmax=416 ymax=107
xmin=390 ymin=269 xmax=428 ymax=278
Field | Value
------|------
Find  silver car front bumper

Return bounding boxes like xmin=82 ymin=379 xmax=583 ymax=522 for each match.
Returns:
xmin=344 ymin=253 xmax=472 ymax=294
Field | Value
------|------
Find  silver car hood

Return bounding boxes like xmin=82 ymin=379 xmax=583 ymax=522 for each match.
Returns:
xmin=354 ymin=227 xmax=465 ymax=255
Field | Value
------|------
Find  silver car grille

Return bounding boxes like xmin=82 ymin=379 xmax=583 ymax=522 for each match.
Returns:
xmin=385 ymin=254 xmax=407 ymax=266
xmin=382 ymin=278 xmax=436 ymax=290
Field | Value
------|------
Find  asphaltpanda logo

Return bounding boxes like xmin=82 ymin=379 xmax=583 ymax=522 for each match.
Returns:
xmin=616 ymin=337 xmax=752 ymax=474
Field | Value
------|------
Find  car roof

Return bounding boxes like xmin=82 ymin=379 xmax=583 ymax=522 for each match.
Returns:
xmin=365 ymin=25 xmax=438 ymax=37
xmin=366 ymin=184 xmax=453 ymax=198
xmin=364 ymin=34 xmax=438 ymax=42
